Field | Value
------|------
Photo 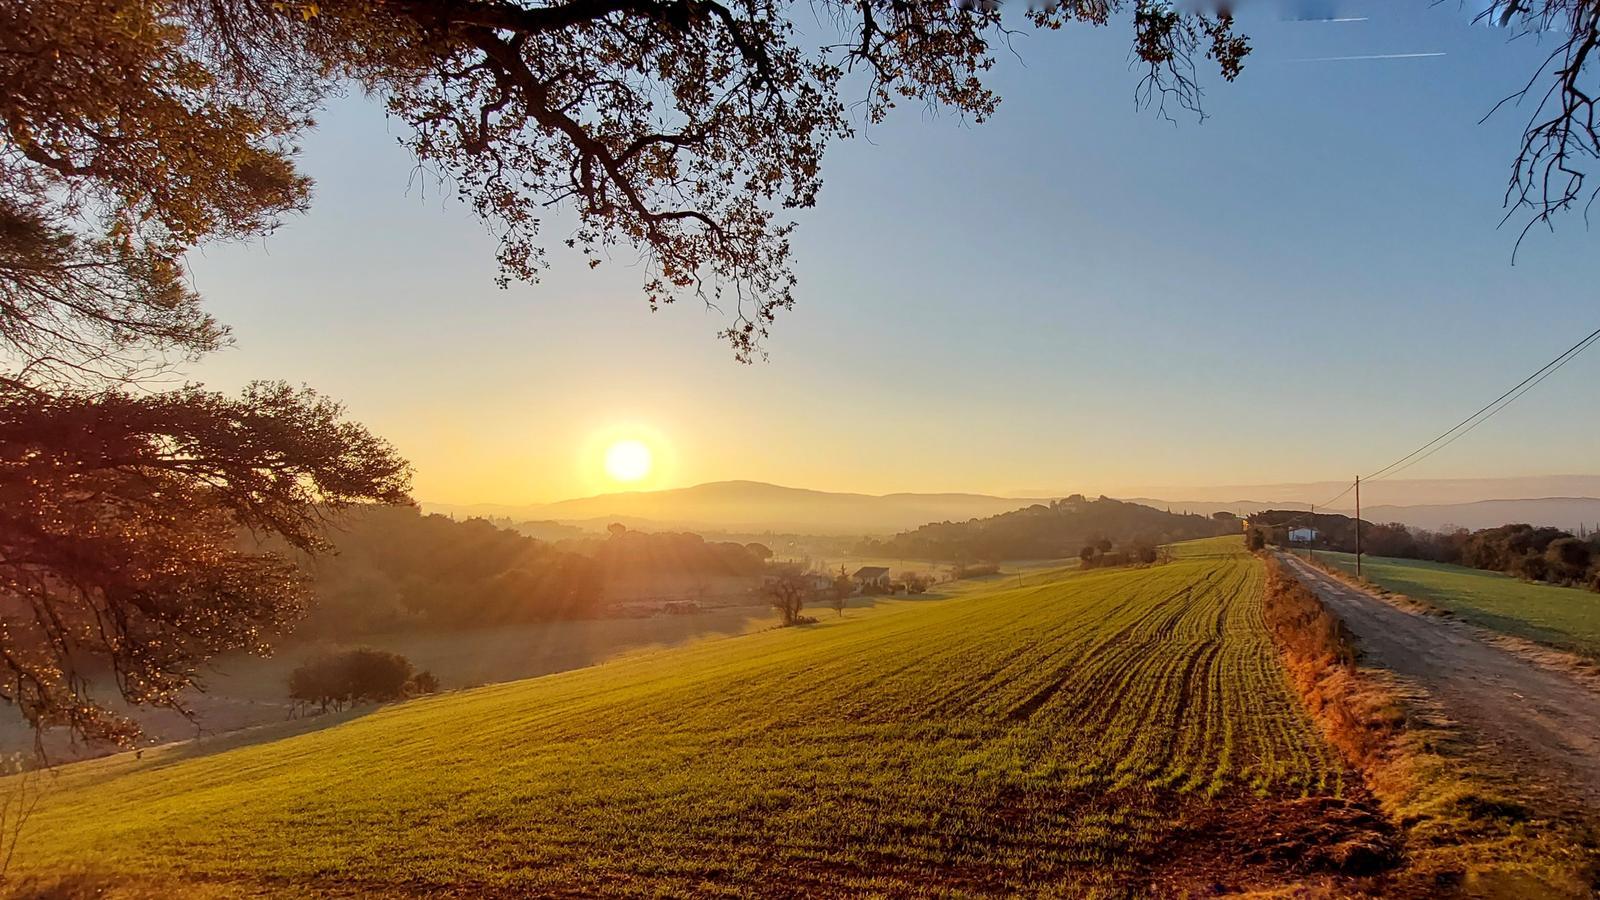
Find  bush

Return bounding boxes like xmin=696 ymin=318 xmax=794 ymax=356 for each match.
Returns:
xmin=408 ymin=670 xmax=441 ymax=695
xmin=1517 ymin=555 xmax=1550 ymax=583
xmin=1546 ymin=537 xmax=1593 ymax=582
xmin=288 ymin=647 xmax=419 ymax=712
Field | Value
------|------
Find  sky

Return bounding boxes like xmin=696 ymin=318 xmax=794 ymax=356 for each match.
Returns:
xmin=183 ymin=0 xmax=1600 ymax=507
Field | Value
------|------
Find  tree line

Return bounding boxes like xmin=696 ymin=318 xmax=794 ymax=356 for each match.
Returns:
xmin=303 ymin=512 xmax=782 ymax=639
xmin=299 ymin=506 xmax=604 ymax=638
xmin=554 ymin=524 xmax=774 ymax=579
xmin=1250 ymin=511 xmax=1600 ymax=593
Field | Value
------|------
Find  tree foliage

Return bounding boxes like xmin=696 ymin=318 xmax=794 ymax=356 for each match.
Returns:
xmin=303 ymin=506 xmax=604 ymax=637
xmin=0 ymin=0 xmax=316 ymax=384
xmin=1 ymin=0 xmax=1251 ymax=367
xmin=565 ymin=528 xmax=773 ymax=577
xmin=7 ymin=0 xmax=1590 ymax=363
xmin=0 ymin=381 xmax=409 ymax=743
xmin=764 ymin=565 xmax=811 ymax=626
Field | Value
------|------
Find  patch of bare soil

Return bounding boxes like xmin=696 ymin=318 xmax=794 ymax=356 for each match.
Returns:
xmin=1145 ymin=792 xmax=1401 ymax=897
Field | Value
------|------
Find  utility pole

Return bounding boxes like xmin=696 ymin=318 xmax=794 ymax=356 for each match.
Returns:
xmin=1354 ymin=476 xmax=1362 ymax=578
xmin=1309 ymin=503 xmax=1315 ymax=563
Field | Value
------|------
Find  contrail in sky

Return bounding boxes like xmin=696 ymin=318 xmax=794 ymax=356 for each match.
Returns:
xmin=1286 ymin=51 xmax=1447 ymax=61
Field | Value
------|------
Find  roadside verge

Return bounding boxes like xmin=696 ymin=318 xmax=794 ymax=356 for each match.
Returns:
xmin=1263 ymin=553 xmax=1599 ymax=897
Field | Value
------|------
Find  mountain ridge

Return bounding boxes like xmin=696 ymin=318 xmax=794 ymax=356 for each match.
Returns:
xmin=422 ymin=479 xmax=1600 ymax=535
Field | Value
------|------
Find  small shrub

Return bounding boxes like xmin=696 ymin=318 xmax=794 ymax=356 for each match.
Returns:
xmin=408 ymin=670 xmax=441 ymax=695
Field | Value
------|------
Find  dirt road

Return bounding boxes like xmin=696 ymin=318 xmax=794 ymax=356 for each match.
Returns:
xmin=1277 ymin=552 xmax=1600 ymax=806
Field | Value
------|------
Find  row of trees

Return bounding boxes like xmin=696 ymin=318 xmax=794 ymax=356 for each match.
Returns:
xmin=554 ymin=525 xmax=775 ymax=578
xmin=1251 ymin=511 xmax=1600 ymax=592
xmin=1381 ymin=523 xmax=1600 ymax=591
xmin=305 ymin=515 xmax=792 ymax=639
xmin=1078 ymin=537 xmax=1165 ymax=569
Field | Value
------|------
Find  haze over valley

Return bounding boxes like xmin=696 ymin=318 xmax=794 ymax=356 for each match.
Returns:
xmin=425 ymin=475 xmax=1600 ymax=535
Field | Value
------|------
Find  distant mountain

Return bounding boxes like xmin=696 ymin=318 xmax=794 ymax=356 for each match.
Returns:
xmin=1128 ymin=496 xmax=1600 ymax=533
xmin=1354 ymin=498 xmax=1600 ymax=533
xmin=424 ymin=481 xmax=1051 ymax=535
xmin=1111 ymin=475 xmax=1600 ymax=508
xmin=423 ymin=478 xmax=1600 ymax=537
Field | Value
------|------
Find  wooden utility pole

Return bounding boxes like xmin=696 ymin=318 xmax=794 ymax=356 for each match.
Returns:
xmin=1309 ymin=504 xmax=1316 ymax=563
xmin=1354 ymin=476 xmax=1362 ymax=577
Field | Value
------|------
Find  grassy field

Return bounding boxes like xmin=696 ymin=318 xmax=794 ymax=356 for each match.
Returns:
xmin=11 ymin=538 xmax=1361 ymax=897
xmin=1310 ymin=550 xmax=1600 ymax=658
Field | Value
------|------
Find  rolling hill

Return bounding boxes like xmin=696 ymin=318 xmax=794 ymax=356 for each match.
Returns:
xmin=867 ymin=494 xmax=1234 ymax=560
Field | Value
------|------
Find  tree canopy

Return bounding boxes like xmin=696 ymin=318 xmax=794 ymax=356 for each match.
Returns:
xmin=5 ymin=1 xmax=1595 ymax=364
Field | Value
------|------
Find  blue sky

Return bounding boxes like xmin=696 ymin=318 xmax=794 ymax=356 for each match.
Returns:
xmin=184 ymin=1 xmax=1600 ymax=504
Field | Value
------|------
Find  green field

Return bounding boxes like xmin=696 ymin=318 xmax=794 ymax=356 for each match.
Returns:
xmin=12 ymin=538 xmax=1354 ymax=897
xmin=1312 ymin=550 xmax=1600 ymax=658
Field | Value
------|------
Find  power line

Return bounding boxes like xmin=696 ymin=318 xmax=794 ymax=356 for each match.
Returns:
xmin=1362 ymin=324 xmax=1600 ymax=484
xmin=1257 ymin=324 xmax=1600 ymax=538
xmin=1368 ymin=327 xmax=1600 ymax=484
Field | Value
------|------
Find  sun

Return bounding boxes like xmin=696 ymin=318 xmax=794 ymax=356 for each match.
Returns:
xmin=603 ymin=439 xmax=654 ymax=483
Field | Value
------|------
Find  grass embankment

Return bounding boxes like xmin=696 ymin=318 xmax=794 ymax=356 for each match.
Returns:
xmin=1311 ymin=550 xmax=1600 ymax=659
xmin=10 ymin=538 xmax=1367 ymax=897
xmin=1263 ymin=555 xmax=1600 ymax=896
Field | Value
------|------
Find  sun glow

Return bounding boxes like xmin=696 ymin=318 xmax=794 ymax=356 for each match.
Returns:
xmin=604 ymin=439 xmax=654 ymax=483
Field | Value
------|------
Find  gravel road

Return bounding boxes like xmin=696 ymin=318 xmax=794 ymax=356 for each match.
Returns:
xmin=1278 ymin=551 xmax=1600 ymax=807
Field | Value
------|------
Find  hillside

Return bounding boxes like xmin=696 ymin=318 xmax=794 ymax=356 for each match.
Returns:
xmin=866 ymin=495 xmax=1233 ymax=560
xmin=12 ymin=540 xmax=1373 ymax=897
xmin=426 ymin=481 xmax=1051 ymax=534
xmin=1355 ymin=497 xmax=1600 ymax=533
